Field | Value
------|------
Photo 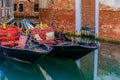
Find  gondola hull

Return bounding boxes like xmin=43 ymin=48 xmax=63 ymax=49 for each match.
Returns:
xmin=48 ymin=42 xmax=100 ymax=60
xmin=0 ymin=45 xmax=52 ymax=63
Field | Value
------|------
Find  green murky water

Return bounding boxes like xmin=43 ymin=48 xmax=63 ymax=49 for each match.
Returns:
xmin=0 ymin=42 xmax=120 ymax=80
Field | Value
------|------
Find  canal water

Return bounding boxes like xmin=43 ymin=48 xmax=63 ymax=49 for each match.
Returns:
xmin=0 ymin=42 xmax=120 ymax=80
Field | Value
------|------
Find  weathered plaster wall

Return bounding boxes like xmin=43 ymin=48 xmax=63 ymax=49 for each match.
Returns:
xmin=99 ymin=0 xmax=120 ymax=41
xmin=39 ymin=0 xmax=75 ymax=34
xmin=14 ymin=0 xmax=39 ymax=17
xmin=0 ymin=0 xmax=13 ymax=22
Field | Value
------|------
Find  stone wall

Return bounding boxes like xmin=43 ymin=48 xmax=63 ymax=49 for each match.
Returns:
xmin=14 ymin=0 xmax=39 ymax=18
xmin=39 ymin=0 xmax=75 ymax=34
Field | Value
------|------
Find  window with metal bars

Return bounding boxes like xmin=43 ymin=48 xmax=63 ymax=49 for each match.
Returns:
xmin=14 ymin=4 xmax=17 ymax=11
xmin=34 ymin=4 xmax=39 ymax=12
xmin=19 ymin=4 xmax=23 ymax=12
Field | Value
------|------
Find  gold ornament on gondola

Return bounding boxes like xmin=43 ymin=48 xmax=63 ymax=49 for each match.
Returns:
xmin=2 ymin=23 xmax=7 ymax=29
xmin=35 ymin=22 xmax=48 ymax=29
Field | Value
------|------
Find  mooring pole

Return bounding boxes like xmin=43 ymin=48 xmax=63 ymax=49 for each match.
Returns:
xmin=95 ymin=0 xmax=99 ymax=38
xmin=75 ymin=0 xmax=81 ymax=35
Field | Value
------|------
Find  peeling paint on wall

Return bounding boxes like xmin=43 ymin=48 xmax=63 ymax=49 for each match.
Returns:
xmin=99 ymin=0 xmax=120 ymax=11
xmin=99 ymin=0 xmax=120 ymax=42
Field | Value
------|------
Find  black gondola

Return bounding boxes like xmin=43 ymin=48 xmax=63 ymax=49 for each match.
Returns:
xmin=0 ymin=23 xmax=52 ymax=63
xmin=48 ymin=42 xmax=100 ymax=61
xmin=20 ymin=20 xmax=100 ymax=61
xmin=0 ymin=43 xmax=52 ymax=63
xmin=47 ymin=32 xmax=100 ymax=60
xmin=0 ymin=20 xmax=100 ymax=62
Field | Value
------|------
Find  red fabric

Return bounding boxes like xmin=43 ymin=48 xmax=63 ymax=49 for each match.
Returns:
xmin=37 ymin=39 xmax=55 ymax=45
xmin=31 ymin=27 xmax=55 ymax=44
xmin=0 ymin=26 xmax=20 ymax=46
xmin=31 ymin=27 xmax=54 ymax=40
xmin=1 ymin=40 xmax=19 ymax=46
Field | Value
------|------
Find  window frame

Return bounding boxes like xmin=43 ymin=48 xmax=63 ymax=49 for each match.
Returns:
xmin=18 ymin=3 xmax=24 ymax=12
xmin=34 ymin=4 xmax=39 ymax=12
xmin=14 ymin=4 xmax=17 ymax=11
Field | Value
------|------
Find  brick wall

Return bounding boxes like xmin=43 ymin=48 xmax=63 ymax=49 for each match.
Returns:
xmin=39 ymin=0 xmax=75 ymax=34
xmin=99 ymin=3 xmax=120 ymax=42
xmin=99 ymin=10 xmax=120 ymax=41
xmin=14 ymin=0 xmax=39 ymax=18
xmin=82 ymin=0 xmax=95 ymax=28
xmin=13 ymin=0 xmax=96 ymax=34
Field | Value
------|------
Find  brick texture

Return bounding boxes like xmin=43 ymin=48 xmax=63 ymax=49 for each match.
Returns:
xmin=14 ymin=0 xmax=39 ymax=17
xmin=99 ymin=3 xmax=120 ymax=41
xmin=12 ymin=0 xmax=120 ymax=41
xmin=82 ymin=0 xmax=95 ymax=28
xmin=14 ymin=0 xmax=96 ymax=34
xmin=39 ymin=0 xmax=75 ymax=34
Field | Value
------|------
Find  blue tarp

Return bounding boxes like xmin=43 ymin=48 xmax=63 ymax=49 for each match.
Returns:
xmin=20 ymin=19 xmax=34 ymax=30
xmin=20 ymin=19 xmax=30 ymax=24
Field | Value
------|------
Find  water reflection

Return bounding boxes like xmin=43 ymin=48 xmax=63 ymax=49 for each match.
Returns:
xmin=0 ymin=56 xmax=86 ymax=80
xmin=37 ymin=57 xmax=86 ymax=80
xmin=0 ymin=58 xmax=43 ymax=80
xmin=78 ymin=42 xmax=120 ymax=80
xmin=0 ymin=42 xmax=120 ymax=80
xmin=94 ymin=49 xmax=98 ymax=80
xmin=97 ymin=43 xmax=120 ymax=80
xmin=78 ymin=51 xmax=94 ymax=80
